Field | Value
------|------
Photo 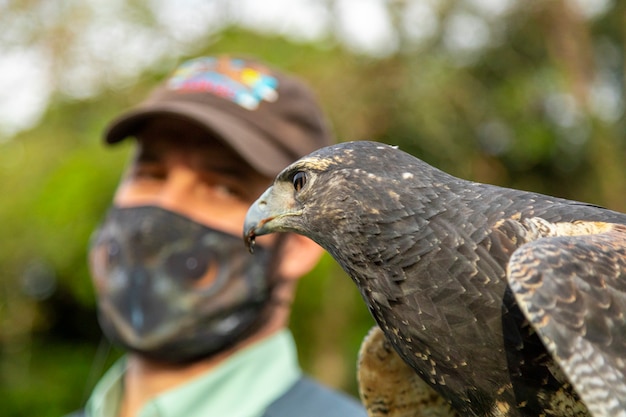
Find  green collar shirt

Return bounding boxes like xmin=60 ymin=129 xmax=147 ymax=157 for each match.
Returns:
xmin=85 ymin=330 xmax=302 ymax=417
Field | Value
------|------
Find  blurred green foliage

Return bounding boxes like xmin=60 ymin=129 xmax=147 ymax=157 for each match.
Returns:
xmin=1 ymin=1 xmax=625 ymax=416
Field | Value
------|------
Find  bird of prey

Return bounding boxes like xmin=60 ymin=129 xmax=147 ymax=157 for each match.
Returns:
xmin=244 ymin=141 xmax=626 ymax=417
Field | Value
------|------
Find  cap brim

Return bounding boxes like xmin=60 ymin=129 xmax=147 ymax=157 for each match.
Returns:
xmin=104 ymin=102 xmax=293 ymax=177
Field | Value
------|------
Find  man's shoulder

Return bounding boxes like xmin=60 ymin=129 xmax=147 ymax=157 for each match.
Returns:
xmin=264 ymin=376 xmax=367 ymax=417
xmin=63 ymin=377 xmax=367 ymax=417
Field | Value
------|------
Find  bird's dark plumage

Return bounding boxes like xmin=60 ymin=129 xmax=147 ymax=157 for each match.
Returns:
xmin=244 ymin=141 xmax=626 ymax=417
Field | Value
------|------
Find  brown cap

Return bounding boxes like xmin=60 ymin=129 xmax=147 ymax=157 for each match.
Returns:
xmin=104 ymin=55 xmax=333 ymax=177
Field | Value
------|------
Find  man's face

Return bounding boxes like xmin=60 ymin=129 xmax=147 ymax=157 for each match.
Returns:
xmin=115 ymin=117 xmax=273 ymax=237
xmin=89 ymin=117 xmax=284 ymax=362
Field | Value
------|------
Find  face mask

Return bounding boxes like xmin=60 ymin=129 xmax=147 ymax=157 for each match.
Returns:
xmin=89 ymin=205 xmax=275 ymax=363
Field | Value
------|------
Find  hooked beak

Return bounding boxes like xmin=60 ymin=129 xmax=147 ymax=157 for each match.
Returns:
xmin=243 ymin=185 xmax=302 ymax=254
xmin=243 ymin=194 xmax=272 ymax=254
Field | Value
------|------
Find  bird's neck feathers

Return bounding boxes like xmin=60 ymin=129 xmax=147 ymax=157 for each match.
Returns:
xmin=299 ymin=156 xmax=486 ymax=276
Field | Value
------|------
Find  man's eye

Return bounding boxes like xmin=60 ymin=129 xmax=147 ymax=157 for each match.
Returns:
xmin=292 ymin=171 xmax=307 ymax=191
xmin=133 ymin=165 xmax=165 ymax=180
xmin=214 ymin=184 xmax=239 ymax=197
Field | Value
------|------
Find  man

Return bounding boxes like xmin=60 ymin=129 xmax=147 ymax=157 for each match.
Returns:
xmin=71 ymin=56 xmax=366 ymax=417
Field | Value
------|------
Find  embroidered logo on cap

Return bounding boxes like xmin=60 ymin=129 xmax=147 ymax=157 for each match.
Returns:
xmin=166 ymin=57 xmax=278 ymax=110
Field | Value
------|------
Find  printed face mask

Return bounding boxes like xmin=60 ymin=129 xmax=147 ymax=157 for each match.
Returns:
xmin=89 ymin=205 xmax=274 ymax=363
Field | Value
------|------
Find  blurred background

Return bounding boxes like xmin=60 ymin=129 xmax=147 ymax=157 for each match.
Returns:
xmin=0 ymin=0 xmax=624 ymax=415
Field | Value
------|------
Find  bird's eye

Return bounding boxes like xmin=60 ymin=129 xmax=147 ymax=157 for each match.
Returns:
xmin=292 ymin=171 xmax=307 ymax=192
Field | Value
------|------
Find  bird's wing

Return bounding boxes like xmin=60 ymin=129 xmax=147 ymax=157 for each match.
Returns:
xmin=507 ymin=223 xmax=626 ymax=417
xmin=357 ymin=325 xmax=459 ymax=417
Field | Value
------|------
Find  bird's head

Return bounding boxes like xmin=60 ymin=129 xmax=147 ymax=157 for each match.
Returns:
xmin=244 ymin=141 xmax=359 ymax=254
xmin=243 ymin=141 xmax=446 ymax=257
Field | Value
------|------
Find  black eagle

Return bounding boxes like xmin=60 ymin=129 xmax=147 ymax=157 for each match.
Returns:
xmin=244 ymin=141 xmax=626 ymax=417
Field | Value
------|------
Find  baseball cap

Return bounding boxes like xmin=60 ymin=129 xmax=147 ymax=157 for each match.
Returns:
xmin=104 ymin=55 xmax=333 ymax=177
